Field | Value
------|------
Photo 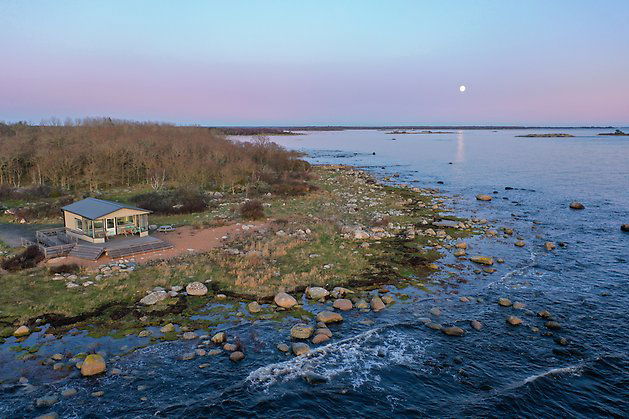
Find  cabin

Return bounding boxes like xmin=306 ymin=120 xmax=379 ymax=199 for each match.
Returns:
xmin=61 ymin=198 xmax=151 ymax=244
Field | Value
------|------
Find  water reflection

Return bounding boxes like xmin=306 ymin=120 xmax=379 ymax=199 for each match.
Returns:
xmin=455 ymin=130 xmax=465 ymax=163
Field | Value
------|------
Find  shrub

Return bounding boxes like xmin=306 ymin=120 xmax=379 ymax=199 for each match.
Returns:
xmin=133 ymin=189 xmax=208 ymax=215
xmin=1 ymin=245 xmax=44 ymax=271
xmin=240 ymin=200 xmax=265 ymax=220
xmin=49 ymin=263 xmax=80 ymax=275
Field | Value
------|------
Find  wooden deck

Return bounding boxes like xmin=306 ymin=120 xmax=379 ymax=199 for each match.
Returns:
xmin=31 ymin=227 xmax=172 ymax=260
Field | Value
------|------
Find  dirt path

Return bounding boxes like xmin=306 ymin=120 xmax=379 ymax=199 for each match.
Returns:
xmin=45 ymin=222 xmax=267 ymax=268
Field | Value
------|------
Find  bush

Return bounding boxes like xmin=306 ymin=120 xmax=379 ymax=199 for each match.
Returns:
xmin=132 ymin=189 xmax=208 ymax=215
xmin=271 ymin=181 xmax=318 ymax=196
xmin=1 ymin=245 xmax=44 ymax=271
xmin=240 ymin=200 xmax=265 ymax=220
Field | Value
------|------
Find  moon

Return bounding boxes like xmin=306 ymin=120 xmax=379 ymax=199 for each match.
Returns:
xmin=459 ymin=85 xmax=466 ymax=92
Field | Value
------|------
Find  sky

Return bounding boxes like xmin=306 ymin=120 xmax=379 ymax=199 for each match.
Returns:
xmin=1 ymin=0 xmax=628 ymax=126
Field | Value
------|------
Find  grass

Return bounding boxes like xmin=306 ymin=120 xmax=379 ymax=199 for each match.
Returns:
xmin=0 ymin=165 xmax=477 ymax=339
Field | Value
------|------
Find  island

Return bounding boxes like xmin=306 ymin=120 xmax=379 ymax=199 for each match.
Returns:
xmin=598 ymin=129 xmax=629 ymax=136
xmin=515 ymin=133 xmax=575 ymax=138
xmin=385 ymin=130 xmax=454 ymax=134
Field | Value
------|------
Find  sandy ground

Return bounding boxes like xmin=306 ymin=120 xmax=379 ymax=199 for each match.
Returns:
xmin=45 ymin=222 xmax=266 ymax=268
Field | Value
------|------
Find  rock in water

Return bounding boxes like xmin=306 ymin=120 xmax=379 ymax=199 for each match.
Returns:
xmin=277 ymin=343 xmax=289 ymax=352
xmin=442 ymin=326 xmax=465 ymax=336
xmin=545 ymin=242 xmax=556 ymax=251
xmin=470 ymin=320 xmax=483 ymax=331
xmin=290 ymin=324 xmax=314 ymax=339
xmin=498 ymin=298 xmax=512 ymax=307
xmin=292 ymin=342 xmax=310 ymax=356
xmin=371 ymin=296 xmax=386 ymax=312
xmin=81 ymin=354 xmax=106 ymax=376
xmin=247 ymin=301 xmax=262 ymax=313
xmin=211 ymin=332 xmax=226 ymax=343
xmin=332 ymin=299 xmax=353 ymax=311
xmin=316 ymin=311 xmax=343 ymax=323
xmin=274 ymin=292 xmax=297 ymax=308
xmin=569 ymin=202 xmax=584 ymax=210
xmin=470 ymin=256 xmax=494 ymax=265
xmin=303 ymin=371 xmax=327 ymax=384
xmin=545 ymin=321 xmax=561 ymax=330
xmin=312 ymin=334 xmax=330 ymax=344
xmin=621 ymin=224 xmax=629 ymax=232
xmin=306 ymin=287 xmax=329 ymax=300
xmin=514 ymin=240 xmax=526 ymax=247
xmin=537 ymin=310 xmax=552 ymax=319
xmin=13 ymin=325 xmax=30 ymax=337
xmin=381 ymin=295 xmax=395 ymax=305
xmin=186 ymin=281 xmax=208 ymax=296
xmin=476 ymin=194 xmax=492 ymax=201
xmin=160 ymin=323 xmax=175 ymax=333
xmin=455 ymin=242 xmax=468 ymax=249
xmin=230 ymin=351 xmax=245 ymax=362
xmin=506 ymin=316 xmax=522 ymax=326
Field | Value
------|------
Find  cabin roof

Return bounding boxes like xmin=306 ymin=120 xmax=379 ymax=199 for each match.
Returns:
xmin=61 ymin=198 xmax=149 ymax=220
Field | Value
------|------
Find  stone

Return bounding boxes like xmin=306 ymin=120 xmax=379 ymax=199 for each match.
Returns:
xmin=312 ymin=334 xmax=330 ymax=344
xmin=230 ymin=351 xmax=245 ymax=362
xmin=182 ymin=331 xmax=197 ymax=340
xmin=195 ymin=349 xmax=206 ymax=356
xmin=36 ymin=395 xmax=59 ymax=407
xmin=512 ymin=302 xmax=526 ymax=309
xmin=537 ymin=310 xmax=552 ymax=319
xmin=470 ymin=320 xmax=483 ymax=331
xmin=430 ymin=307 xmax=441 ymax=316
xmin=81 ymin=354 xmax=106 ymax=376
xmin=13 ymin=325 xmax=30 ymax=337
xmin=442 ymin=326 xmax=465 ymax=336
xmin=61 ymin=388 xmax=77 ymax=397
xmin=306 ymin=287 xmax=329 ymax=300
xmin=569 ymin=202 xmax=585 ymax=210
xmin=274 ymin=292 xmax=297 ymax=308
xmin=545 ymin=321 xmax=561 ymax=330
xmin=459 ymin=296 xmax=470 ymax=303
xmin=316 ymin=311 xmax=343 ymax=323
xmin=211 ymin=332 xmax=226 ymax=343
xmin=370 ymin=296 xmax=385 ymax=312
xmin=138 ymin=330 xmax=151 ymax=337
xmin=426 ymin=322 xmax=442 ymax=330
xmin=186 ymin=281 xmax=208 ymax=296
xmin=140 ymin=291 xmax=168 ymax=305
xmin=454 ymin=249 xmax=466 ymax=257
xmin=208 ymin=349 xmax=222 ymax=356
xmin=35 ymin=413 xmax=59 ymax=419
xmin=302 ymin=371 xmax=328 ymax=385
xmin=476 ymin=194 xmax=492 ymax=201
xmin=247 ymin=301 xmax=262 ymax=313
xmin=498 ymin=298 xmax=512 ymax=307
xmin=277 ymin=343 xmax=290 ymax=352
xmin=292 ymin=342 xmax=310 ymax=356
xmin=381 ymin=295 xmax=394 ymax=305
xmin=545 ymin=242 xmax=556 ymax=251
xmin=621 ymin=224 xmax=629 ymax=232
xmin=223 ymin=343 xmax=238 ymax=351
xmin=470 ymin=256 xmax=494 ymax=265
xmin=514 ymin=240 xmax=526 ymax=247
xmin=181 ymin=352 xmax=195 ymax=361
xmin=199 ymin=363 xmax=210 ymax=369
xmin=160 ymin=323 xmax=175 ymax=333
xmin=315 ymin=328 xmax=333 ymax=338
xmin=290 ymin=324 xmax=314 ymax=339
xmin=455 ymin=242 xmax=468 ymax=249
xmin=91 ymin=391 xmax=105 ymax=397
xmin=506 ymin=316 xmax=522 ymax=326
xmin=331 ymin=287 xmax=353 ymax=298
xmin=51 ymin=353 xmax=63 ymax=361
xmin=355 ymin=299 xmax=369 ymax=309
xmin=333 ymin=299 xmax=353 ymax=311
xmin=215 ymin=294 xmax=227 ymax=300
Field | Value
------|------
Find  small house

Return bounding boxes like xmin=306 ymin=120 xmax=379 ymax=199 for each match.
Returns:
xmin=61 ymin=198 xmax=151 ymax=243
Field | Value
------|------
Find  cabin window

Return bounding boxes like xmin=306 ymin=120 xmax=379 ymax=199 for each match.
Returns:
xmin=107 ymin=219 xmax=115 ymax=229
xmin=75 ymin=218 xmax=83 ymax=230
xmin=94 ymin=220 xmax=103 ymax=229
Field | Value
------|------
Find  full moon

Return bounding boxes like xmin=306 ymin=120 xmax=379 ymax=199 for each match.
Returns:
xmin=459 ymin=85 xmax=466 ymax=92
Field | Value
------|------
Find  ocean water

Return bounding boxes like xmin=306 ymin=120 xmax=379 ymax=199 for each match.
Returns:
xmin=1 ymin=129 xmax=628 ymax=418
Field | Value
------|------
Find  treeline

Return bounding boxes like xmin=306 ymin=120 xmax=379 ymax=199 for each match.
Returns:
xmin=0 ymin=119 xmax=310 ymax=193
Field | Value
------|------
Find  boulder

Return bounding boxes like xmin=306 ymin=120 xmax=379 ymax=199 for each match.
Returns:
xmin=370 ymin=296 xmax=385 ymax=312
xmin=160 ymin=323 xmax=175 ymax=333
xmin=430 ymin=307 xmax=441 ymax=316
xmin=290 ymin=324 xmax=314 ymax=339
xmin=545 ymin=242 xmax=556 ymax=251
xmin=476 ymin=194 xmax=492 ymax=201
xmin=332 ymin=299 xmax=353 ymax=311
xmin=230 ymin=351 xmax=245 ymax=362
xmin=621 ymin=224 xmax=629 ymax=232
xmin=306 ymin=287 xmax=329 ymax=300
xmin=35 ymin=396 xmax=59 ymax=408
xmin=186 ymin=282 xmax=208 ymax=296
xmin=223 ymin=343 xmax=237 ymax=351
xmin=470 ymin=320 xmax=483 ymax=331
xmin=247 ymin=301 xmax=262 ymax=313
xmin=80 ymin=354 xmax=106 ymax=376
xmin=455 ymin=242 xmax=468 ymax=249
xmin=537 ymin=310 xmax=552 ymax=319
xmin=316 ymin=311 xmax=343 ymax=323
xmin=211 ymin=332 xmax=226 ymax=343
xmin=498 ymin=298 xmax=512 ymax=307
xmin=140 ymin=291 xmax=168 ymax=305
xmin=569 ymin=202 xmax=585 ymax=210
xmin=506 ymin=316 xmax=522 ymax=326
xmin=182 ymin=332 xmax=197 ymax=340
xmin=545 ymin=321 xmax=561 ymax=330
xmin=292 ymin=342 xmax=310 ymax=356
xmin=274 ymin=292 xmax=297 ymax=309
xmin=13 ymin=325 xmax=30 ymax=337
xmin=512 ymin=302 xmax=526 ymax=309
xmin=381 ymin=295 xmax=394 ymax=305
xmin=355 ymin=299 xmax=369 ymax=309
xmin=312 ymin=334 xmax=330 ymax=344
xmin=514 ymin=240 xmax=526 ymax=247
xmin=277 ymin=343 xmax=290 ymax=352
xmin=442 ymin=326 xmax=465 ymax=336
xmin=315 ymin=328 xmax=333 ymax=338
xmin=330 ymin=287 xmax=353 ymax=298
xmin=470 ymin=256 xmax=494 ymax=265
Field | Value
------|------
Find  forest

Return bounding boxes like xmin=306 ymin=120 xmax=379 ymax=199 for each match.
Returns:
xmin=0 ymin=119 xmax=310 ymax=194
